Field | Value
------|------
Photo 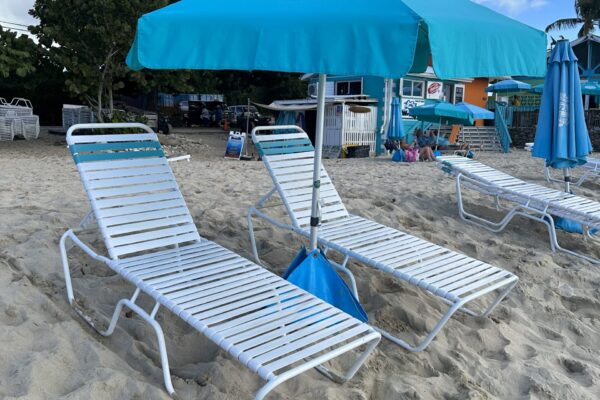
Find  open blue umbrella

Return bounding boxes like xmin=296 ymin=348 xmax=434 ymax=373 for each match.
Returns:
xmin=456 ymin=102 xmax=495 ymax=120
xmin=386 ymin=97 xmax=404 ymax=140
xmin=409 ymin=101 xmax=473 ymax=147
xmin=532 ymin=81 xmax=600 ymax=96
xmin=485 ymin=79 xmax=532 ymax=93
xmin=533 ymin=39 xmax=592 ymax=193
xmin=126 ymin=0 xmax=546 ymax=321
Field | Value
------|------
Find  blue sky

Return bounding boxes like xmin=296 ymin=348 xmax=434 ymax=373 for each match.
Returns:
xmin=474 ymin=0 xmax=579 ymax=42
xmin=0 ymin=0 xmax=580 ymax=44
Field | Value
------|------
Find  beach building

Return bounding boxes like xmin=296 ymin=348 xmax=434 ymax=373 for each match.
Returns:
xmin=257 ymin=96 xmax=379 ymax=156
xmin=305 ymin=70 xmax=492 ymax=154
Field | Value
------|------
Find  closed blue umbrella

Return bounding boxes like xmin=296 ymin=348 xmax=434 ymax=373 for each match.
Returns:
xmin=386 ymin=97 xmax=404 ymax=140
xmin=126 ymin=0 xmax=546 ymax=321
xmin=485 ymin=79 xmax=532 ymax=93
xmin=456 ymin=102 xmax=495 ymax=120
xmin=533 ymin=39 xmax=592 ymax=193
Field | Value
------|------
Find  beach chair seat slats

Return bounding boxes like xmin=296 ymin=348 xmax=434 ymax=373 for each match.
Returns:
xmin=249 ymin=126 xmax=518 ymax=352
xmin=61 ymin=123 xmax=380 ymax=400
xmin=318 ymin=215 xmax=514 ymax=302
xmin=438 ymin=155 xmax=600 ymax=264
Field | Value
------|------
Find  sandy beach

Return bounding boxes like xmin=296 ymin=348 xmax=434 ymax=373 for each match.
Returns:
xmin=1 ymin=128 xmax=599 ymax=400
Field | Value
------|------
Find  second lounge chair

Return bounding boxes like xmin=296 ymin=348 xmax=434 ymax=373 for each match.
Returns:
xmin=247 ymin=126 xmax=518 ymax=352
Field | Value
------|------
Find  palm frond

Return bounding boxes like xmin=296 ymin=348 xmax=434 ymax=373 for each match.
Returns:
xmin=546 ymin=18 xmax=584 ymax=32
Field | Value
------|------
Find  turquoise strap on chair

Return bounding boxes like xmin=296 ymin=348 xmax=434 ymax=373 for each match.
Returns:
xmin=70 ymin=140 xmax=165 ymax=164
xmin=255 ymin=137 xmax=314 ymax=156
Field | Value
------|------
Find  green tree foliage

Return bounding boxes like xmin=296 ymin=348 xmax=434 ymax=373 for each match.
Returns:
xmin=26 ymin=0 xmax=306 ymax=122
xmin=546 ymin=0 xmax=600 ymax=37
xmin=30 ymin=0 xmax=187 ymax=120
xmin=0 ymin=26 xmax=37 ymax=79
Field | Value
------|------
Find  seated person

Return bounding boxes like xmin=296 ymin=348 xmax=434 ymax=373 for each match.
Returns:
xmin=415 ymin=128 xmax=435 ymax=147
xmin=399 ymin=137 xmax=436 ymax=162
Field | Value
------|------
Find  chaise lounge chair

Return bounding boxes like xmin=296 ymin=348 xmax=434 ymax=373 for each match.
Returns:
xmin=60 ymin=123 xmax=380 ymax=400
xmin=438 ymin=155 xmax=600 ymax=264
xmin=544 ymin=156 xmax=600 ymax=187
xmin=247 ymin=126 xmax=518 ymax=352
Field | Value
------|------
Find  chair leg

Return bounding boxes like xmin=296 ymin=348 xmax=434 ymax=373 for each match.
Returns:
xmin=373 ymin=301 xmax=465 ymax=352
xmin=59 ymin=230 xmax=176 ymax=396
xmin=247 ymin=208 xmax=264 ymax=266
xmin=328 ymin=256 xmax=359 ymax=301
xmin=254 ymin=333 xmax=380 ymax=400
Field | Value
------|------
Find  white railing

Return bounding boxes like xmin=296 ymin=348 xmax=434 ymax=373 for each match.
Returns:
xmin=322 ymin=104 xmax=378 ymax=154
xmin=342 ymin=105 xmax=377 ymax=153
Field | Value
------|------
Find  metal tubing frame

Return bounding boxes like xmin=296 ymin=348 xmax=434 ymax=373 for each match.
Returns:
xmin=247 ymin=188 xmax=518 ymax=351
xmin=454 ymin=173 xmax=600 ymax=265
xmin=61 ymin=226 xmax=379 ymax=399
xmin=545 ymin=164 xmax=599 ymax=187
xmin=59 ymin=229 xmax=176 ymax=395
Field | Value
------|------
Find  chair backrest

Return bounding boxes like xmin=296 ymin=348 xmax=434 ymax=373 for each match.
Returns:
xmin=252 ymin=125 xmax=349 ymax=229
xmin=67 ymin=123 xmax=201 ymax=260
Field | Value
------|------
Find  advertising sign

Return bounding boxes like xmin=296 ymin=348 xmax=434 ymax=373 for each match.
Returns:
xmin=401 ymin=98 xmax=425 ymax=118
xmin=224 ymin=131 xmax=246 ymax=159
xmin=426 ymin=81 xmax=444 ymax=100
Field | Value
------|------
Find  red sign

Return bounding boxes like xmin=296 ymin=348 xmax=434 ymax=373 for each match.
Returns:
xmin=428 ymin=82 xmax=442 ymax=95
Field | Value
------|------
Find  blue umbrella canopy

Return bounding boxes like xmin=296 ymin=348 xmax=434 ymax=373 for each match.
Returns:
xmin=409 ymin=101 xmax=474 ymax=125
xmin=533 ymin=40 xmax=592 ymax=191
xmin=581 ymin=82 xmax=600 ymax=96
xmin=386 ymin=97 xmax=404 ymax=140
xmin=127 ymin=0 xmax=547 ymax=79
xmin=485 ymin=79 xmax=532 ymax=93
xmin=533 ymin=81 xmax=600 ymax=96
xmin=456 ymin=102 xmax=495 ymax=120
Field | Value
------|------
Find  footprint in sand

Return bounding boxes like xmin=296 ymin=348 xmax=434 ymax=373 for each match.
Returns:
xmin=3 ymin=304 xmax=28 ymax=327
xmin=560 ymin=358 xmax=594 ymax=387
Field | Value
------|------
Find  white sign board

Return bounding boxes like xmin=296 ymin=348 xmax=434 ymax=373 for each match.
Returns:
xmin=224 ymin=131 xmax=246 ymax=159
xmin=401 ymin=98 xmax=425 ymax=119
xmin=426 ymin=81 xmax=444 ymax=100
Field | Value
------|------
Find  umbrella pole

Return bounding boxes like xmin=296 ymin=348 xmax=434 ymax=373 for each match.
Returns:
xmin=564 ymin=168 xmax=572 ymax=193
xmin=309 ymin=73 xmax=327 ymax=251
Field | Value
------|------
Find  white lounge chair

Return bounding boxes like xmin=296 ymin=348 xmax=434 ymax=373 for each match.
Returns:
xmin=247 ymin=126 xmax=518 ymax=352
xmin=438 ymin=155 xmax=600 ymax=264
xmin=0 ymin=117 xmax=16 ymax=141
xmin=544 ymin=157 xmax=600 ymax=187
xmin=60 ymin=123 xmax=380 ymax=400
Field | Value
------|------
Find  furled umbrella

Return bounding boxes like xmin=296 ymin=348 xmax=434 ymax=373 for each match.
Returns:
xmin=533 ymin=39 xmax=592 ymax=193
xmin=126 ymin=0 xmax=546 ymax=324
xmin=386 ymin=97 xmax=404 ymax=140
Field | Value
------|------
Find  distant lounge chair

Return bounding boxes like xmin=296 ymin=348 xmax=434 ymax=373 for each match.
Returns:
xmin=544 ymin=157 xmax=600 ymax=187
xmin=60 ymin=123 xmax=380 ymax=400
xmin=438 ymin=155 xmax=600 ymax=264
xmin=248 ymin=126 xmax=518 ymax=352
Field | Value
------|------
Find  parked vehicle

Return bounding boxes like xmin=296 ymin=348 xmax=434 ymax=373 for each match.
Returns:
xmin=228 ymin=105 xmax=271 ymax=129
xmin=184 ymin=101 xmax=227 ymax=127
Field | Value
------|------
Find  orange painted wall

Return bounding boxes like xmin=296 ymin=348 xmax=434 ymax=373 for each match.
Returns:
xmin=465 ymin=78 xmax=490 ymax=126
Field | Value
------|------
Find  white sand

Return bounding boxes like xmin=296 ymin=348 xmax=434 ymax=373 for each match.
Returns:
xmin=0 ymin=128 xmax=599 ymax=399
